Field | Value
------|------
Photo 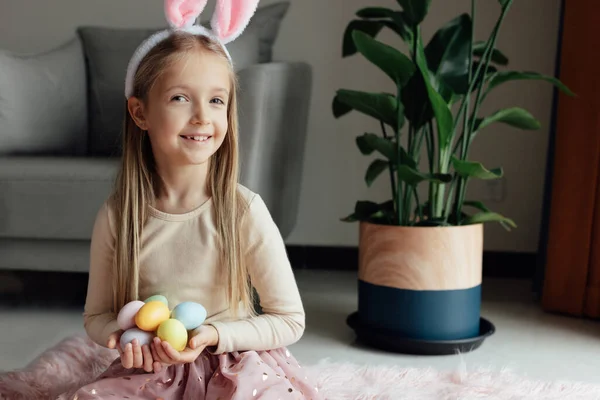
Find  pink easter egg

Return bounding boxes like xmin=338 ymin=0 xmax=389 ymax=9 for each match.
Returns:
xmin=117 ymin=300 xmax=145 ymax=330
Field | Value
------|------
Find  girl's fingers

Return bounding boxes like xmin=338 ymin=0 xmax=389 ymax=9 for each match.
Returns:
xmin=121 ymin=343 xmax=133 ymax=369
xmin=161 ymin=341 xmax=180 ymax=361
xmin=149 ymin=344 xmax=162 ymax=373
xmin=116 ymin=342 xmax=123 ymax=357
xmin=132 ymin=339 xmax=143 ymax=368
xmin=141 ymin=345 xmax=153 ymax=373
xmin=153 ymin=339 xmax=172 ymax=363
xmin=150 ymin=342 xmax=160 ymax=361
xmin=153 ymin=361 xmax=163 ymax=373
xmin=150 ymin=343 xmax=170 ymax=373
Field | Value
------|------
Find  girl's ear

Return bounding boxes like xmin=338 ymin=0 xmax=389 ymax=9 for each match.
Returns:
xmin=211 ymin=0 xmax=260 ymax=44
xmin=165 ymin=0 xmax=209 ymax=29
xmin=127 ymin=97 xmax=149 ymax=130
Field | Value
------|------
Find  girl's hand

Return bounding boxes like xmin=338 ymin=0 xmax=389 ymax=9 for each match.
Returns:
xmin=150 ymin=325 xmax=219 ymax=372
xmin=107 ymin=330 xmax=156 ymax=373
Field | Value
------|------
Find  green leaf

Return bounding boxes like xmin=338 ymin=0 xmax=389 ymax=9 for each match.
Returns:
xmin=425 ymin=13 xmax=472 ymax=94
xmin=342 ymin=20 xmax=385 ymax=57
xmin=399 ymin=146 xmax=417 ymax=169
xmin=401 ymin=70 xmax=432 ymax=130
xmin=462 ymin=201 xmax=515 ymax=230
xmin=352 ymin=30 xmax=416 ymax=87
xmin=451 ymin=156 xmax=503 ymax=179
xmin=397 ymin=165 xmax=452 ymax=186
xmin=332 ymin=95 xmax=352 ymax=118
xmin=396 ymin=0 xmax=431 ymax=25
xmin=471 ymin=61 xmax=498 ymax=91
xmin=415 ymin=34 xmax=454 ymax=150
xmin=365 ymin=159 xmax=390 ymax=186
xmin=356 ymin=133 xmax=397 ymax=162
xmin=403 ymin=17 xmax=474 ymax=130
xmin=333 ymin=89 xmax=400 ymax=130
xmin=356 ymin=8 xmax=413 ymax=44
xmin=341 ymin=200 xmax=395 ymax=224
xmin=341 ymin=201 xmax=379 ymax=222
xmin=463 ymin=211 xmax=517 ymax=229
xmin=381 ymin=19 xmax=413 ymax=44
xmin=486 ymin=71 xmax=575 ymax=96
xmin=472 ymin=41 xmax=508 ymax=65
xmin=475 ymin=107 xmax=541 ymax=132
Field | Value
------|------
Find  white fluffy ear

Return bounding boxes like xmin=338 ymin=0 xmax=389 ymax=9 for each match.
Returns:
xmin=211 ymin=0 xmax=260 ymax=44
xmin=165 ymin=0 xmax=208 ymax=29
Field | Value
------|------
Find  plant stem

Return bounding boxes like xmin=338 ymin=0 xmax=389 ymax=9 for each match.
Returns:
xmin=467 ymin=2 xmax=512 ymax=151
xmin=425 ymin=123 xmax=434 ymax=172
xmin=396 ymin=90 xmax=404 ymax=225
xmin=403 ymin=124 xmax=413 ymax=225
xmin=414 ymin=126 xmax=426 ymax=164
xmin=456 ymin=0 xmax=513 ymax=223
xmin=413 ymin=187 xmax=423 ymax=223
xmin=407 ymin=121 xmax=414 ymax=157
xmin=463 ymin=0 xmax=475 ymax=159
xmin=443 ymin=176 xmax=457 ymax=222
xmin=452 ymin=2 xmax=499 ymax=137
xmin=453 ymin=0 xmax=476 ymax=224
xmin=427 ymin=120 xmax=437 ymax=218
xmin=380 ymin=120 xmax=397 ymax=219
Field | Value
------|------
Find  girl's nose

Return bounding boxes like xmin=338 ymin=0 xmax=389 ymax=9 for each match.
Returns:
xmin=191 ymin=107 xmax=210 ymax=125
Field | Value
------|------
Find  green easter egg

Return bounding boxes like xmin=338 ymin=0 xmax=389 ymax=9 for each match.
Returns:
xmin=144 ymin=294 xmax=168 ymax=308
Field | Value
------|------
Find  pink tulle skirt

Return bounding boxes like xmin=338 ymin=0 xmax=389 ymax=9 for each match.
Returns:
xmin=58 ymin=347 xmax=321 ymax=400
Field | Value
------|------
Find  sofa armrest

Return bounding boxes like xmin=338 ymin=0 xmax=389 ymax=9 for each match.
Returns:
xmin=236 ymin=62 xmax=313 ymax=240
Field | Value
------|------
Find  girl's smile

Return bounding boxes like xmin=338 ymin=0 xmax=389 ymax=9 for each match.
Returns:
xmin=180 ymin=133 xmax=212 ymax=144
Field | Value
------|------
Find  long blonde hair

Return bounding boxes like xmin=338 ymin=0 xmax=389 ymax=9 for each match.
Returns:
xmin=110 ymin=33 xmax=254 ymax=318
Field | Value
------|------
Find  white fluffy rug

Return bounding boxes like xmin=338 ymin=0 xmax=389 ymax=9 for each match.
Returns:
xmin=1 ymin=335 xmax=600 ymax=399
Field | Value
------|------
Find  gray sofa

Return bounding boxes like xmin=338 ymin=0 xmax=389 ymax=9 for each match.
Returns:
xmin=0 ymin=2 xmax=312 ymax=274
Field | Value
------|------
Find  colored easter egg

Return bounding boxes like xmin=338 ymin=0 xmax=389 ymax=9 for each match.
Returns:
xmin=135 ymin=301 xmax=170 ymax=331
xmin=171 ymin=301 xmax=207 ymax=330
xmin=144 ymin=294 xmax=168 ymax=307
xmin=117 ymin=300 xmax=145 ymax=331
xmin=157 ymin=319 xmax=188 ymax=352
xmin=120 ymin=328 xmax=154 ymax=349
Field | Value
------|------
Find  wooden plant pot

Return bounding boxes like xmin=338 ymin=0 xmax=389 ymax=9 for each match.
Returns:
xmin=357 ymin=221 xmax=483 ymax=341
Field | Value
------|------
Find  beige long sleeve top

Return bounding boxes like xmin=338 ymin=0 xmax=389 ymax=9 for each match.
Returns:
xmin=83 ymin=185 xmax=305 ymax=354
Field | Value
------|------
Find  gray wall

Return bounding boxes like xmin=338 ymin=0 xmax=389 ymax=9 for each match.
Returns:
xmin=0 ymin=0 xmax=562 ymax=252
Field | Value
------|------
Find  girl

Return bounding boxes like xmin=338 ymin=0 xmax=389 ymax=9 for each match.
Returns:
xmin=62 ymin=0 xmax=321 ymax=399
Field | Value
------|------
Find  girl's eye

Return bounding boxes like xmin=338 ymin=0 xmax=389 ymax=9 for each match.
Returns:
xmin=211 ymin=98 xmax=225 ymax=105
xmin=171 ymin=95 xmax=187 ymax=102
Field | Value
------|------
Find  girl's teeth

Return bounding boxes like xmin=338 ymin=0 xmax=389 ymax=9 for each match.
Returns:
xmin=185 ymin=136 xmax=209 ymax=141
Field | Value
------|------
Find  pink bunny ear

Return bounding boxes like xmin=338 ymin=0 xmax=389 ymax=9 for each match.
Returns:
xmin=165 ymin=0 xmax=208 ymax=29
xmin=211 ymin=0 xmax=260 ymax=44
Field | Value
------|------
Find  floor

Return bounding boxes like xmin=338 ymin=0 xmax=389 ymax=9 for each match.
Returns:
xmin=1 ymin=269 xmax=600 ymax=386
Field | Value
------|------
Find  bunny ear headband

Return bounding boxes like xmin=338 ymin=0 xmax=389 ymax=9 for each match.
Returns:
xmin=124 ymin=0 xmax=259 ymax=98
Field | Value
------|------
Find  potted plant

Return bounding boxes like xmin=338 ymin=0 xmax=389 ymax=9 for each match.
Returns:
xmin=334 ymin=0 xmax=573 ymax=353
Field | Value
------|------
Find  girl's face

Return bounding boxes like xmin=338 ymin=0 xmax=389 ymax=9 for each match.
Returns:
xmin=140 ymin=49 xmax=231 ymax=168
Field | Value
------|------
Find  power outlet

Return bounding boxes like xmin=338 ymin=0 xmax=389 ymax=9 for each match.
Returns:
xmin=486 ymin=177 xmax=506 ymax=203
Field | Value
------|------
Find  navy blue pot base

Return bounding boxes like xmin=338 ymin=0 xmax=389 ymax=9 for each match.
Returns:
xmin=358 ymin=280 xmax=482 ymax=341
xmin=346 ymin=311 xmax=495 ymax=355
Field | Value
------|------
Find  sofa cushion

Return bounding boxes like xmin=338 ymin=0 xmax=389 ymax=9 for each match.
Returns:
xmin=0 ymin=38 xmax=88 ymax=156
xmin=76 ymin=1 xmax=289 ymax=158
xmin=237 ymin=1 xmax=290 ymax=63
xmin=0 ymin=157 xmax=118 ymax=240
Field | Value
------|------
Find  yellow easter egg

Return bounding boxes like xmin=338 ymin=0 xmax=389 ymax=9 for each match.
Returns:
xmin=157 ymin=319 xmax=188 ymax=352
xmin=135 ymin=301 xmax=170 ymax=332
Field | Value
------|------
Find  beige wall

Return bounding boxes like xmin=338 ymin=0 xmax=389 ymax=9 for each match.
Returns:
xmin=0 ymin=0 xmax=562 ymax=252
